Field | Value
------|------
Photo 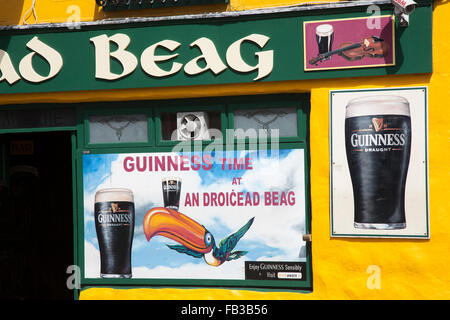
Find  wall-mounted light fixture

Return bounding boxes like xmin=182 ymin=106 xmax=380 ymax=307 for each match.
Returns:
xmin=391 ymin=0 xmax=417 ymax=27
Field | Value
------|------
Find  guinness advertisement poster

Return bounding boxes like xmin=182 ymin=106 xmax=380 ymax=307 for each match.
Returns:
xmin=330 ymin=87 xmax=429 ymax=238
xmin=82 ymin=149 xmax=308 ymax=285
xmin=304 ymin=16 xmax=395 ymax=71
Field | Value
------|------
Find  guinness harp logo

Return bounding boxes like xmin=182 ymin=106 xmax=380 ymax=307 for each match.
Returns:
xmin=372 ymin=118 xmax=384 ymax=132
xmin=111 ymin=203 xmax=119 ymax=213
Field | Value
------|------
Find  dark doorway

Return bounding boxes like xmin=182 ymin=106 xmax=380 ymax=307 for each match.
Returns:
xmin=0 ymin=131 xmax=74 ymax=300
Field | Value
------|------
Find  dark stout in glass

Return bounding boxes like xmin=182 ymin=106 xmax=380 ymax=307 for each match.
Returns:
xmin=95 ymin=188 xmax=134 ymax=278
xmin=162 ymin=177 xmax=182 ymax=211
xmin=345 ymin=96 xmax=411 ymax=229
xmin=315 ymin=24 xmax=334 ymax=58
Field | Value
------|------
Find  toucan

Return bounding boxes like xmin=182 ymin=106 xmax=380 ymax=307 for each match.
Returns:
xmin=143 ymin=207 xmax=254 ymax=267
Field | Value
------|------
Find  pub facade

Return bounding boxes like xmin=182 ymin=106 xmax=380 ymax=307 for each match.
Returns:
xmin=0 ymin=0 xmax=448 ymax=300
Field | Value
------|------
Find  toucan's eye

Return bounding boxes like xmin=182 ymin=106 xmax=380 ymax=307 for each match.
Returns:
xmin=204 ymin=232 xmax=213 ymax=246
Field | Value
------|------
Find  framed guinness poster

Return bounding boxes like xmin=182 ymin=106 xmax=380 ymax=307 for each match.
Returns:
xmin=304 ymin=16 xmax=395 ymax=71
xmin=81 ymin=148 xmax=311 ymax=288
xmin=330 ymin=87 xmax=429 ymax=238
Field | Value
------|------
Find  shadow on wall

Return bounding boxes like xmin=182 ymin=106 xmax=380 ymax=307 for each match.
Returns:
xmin=433 ymin=0 xmax=449 ymax=10
xmin=0 ymin=0 xmax=26 ymax=26
xmin=0 ymin=1 xmax=25 ymax=77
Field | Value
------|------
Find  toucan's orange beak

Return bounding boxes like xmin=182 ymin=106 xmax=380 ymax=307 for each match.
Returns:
xmin=143 ymin=207 xmax=212 ymax=254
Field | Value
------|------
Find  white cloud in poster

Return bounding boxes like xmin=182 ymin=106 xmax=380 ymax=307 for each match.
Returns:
xmin=84 ymin=240 xmax=100 ymax=278
xmin=132 ymin=258 xmax=245 ymax=279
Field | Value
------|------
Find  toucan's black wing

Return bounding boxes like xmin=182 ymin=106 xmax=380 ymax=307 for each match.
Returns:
xmin=218 ymin=217 xmax=254 ymax=254
xmin=166 ymin=244 xmax=203 ymax=258
xmin=227 ymin=251 xmax=248 ymax=261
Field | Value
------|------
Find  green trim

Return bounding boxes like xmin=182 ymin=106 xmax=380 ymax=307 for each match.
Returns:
xmin=79 ymin=94 xmax=309 ymax=149
xmin=0 ymin=126 xmax=77 ymax=134
xmin=71 ymin=132 xmax=80 ymax=300
xmin=329 ymin=86 xmax=430 ymax=239
xmin=80 ymin=278 xmax=310 ymax=289
xmin=77 ymin=94 xmax=312 ymax=291
xmin=79 ymin=284 xmax=313 ymax=295
xmin=76 ymin=147 xmax=86 ymax=296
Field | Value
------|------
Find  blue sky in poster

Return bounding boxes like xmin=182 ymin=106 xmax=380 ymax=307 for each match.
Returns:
xmin=83 ymin=149 xmax=306 ymax=279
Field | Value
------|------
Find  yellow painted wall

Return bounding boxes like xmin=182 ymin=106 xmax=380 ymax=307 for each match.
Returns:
xmin=0 ymin=0 xmax=449 ymax=300
xmin=0 ymin=0 xmax=335 ymax=26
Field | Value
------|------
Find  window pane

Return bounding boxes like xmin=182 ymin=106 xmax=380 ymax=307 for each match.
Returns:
xmin=0 ymin=108 xmax=76 ymax=129
xmin=89 ymin=114 xmax=148 ymax=143
xmin=233 ymin=107 xmax=298 ymax=137
xmin=160 ymin=111 xmax=221 ymax=141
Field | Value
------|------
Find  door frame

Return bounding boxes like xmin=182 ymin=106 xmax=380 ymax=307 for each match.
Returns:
xmin=0 ymin=127 xmax=79 ymax=299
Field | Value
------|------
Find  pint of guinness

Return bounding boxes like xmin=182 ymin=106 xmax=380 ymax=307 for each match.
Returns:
xmin=316 ymin=24 xmax=334 ymax=58
xmin=345 ymin=96 xmax=411 ymax=229
xmin=162 ymin=177 xmax=182 ymax=211
xmin=95 ymin=188 xmax=134 ymax=278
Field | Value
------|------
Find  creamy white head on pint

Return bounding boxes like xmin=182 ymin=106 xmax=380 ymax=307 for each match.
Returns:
xmin=95 ymin=188 xmax=134 ymax=203
xmin=346 ymin=95 xmax=410 ymax=118
xmin=162 ymin=176 xmax=181 ymax=182
xmin=315 ymin=24 xmax=334 ymax=37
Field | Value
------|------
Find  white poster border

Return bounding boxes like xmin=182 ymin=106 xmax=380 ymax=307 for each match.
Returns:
xmin=329 ymin=86 xmax=430 ymax=239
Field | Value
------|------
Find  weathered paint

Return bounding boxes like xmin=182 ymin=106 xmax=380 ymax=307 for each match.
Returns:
xmin=0 ymin=0 xmax=448 ymax=300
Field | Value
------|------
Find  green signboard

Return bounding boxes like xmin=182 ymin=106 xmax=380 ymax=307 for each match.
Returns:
xmin=0 ymin=4 xmax=432 ymax=94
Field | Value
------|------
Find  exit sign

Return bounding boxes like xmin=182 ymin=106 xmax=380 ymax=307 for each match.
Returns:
xmin=10 ymin=140 xmax=34 ymax=155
